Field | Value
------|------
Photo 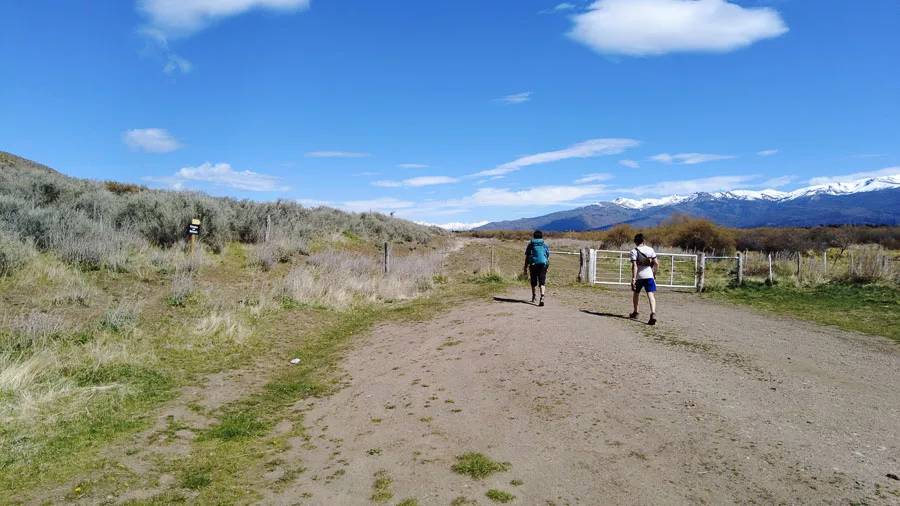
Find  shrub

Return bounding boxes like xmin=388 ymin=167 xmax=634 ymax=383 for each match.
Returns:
xmin=0 ymin=232 xmax=32 ymax=276
xmin=167 ymin=273 xmax=194 ymax=307
xmin=99 ymin=306 xmax=139 ymax=334
xmin=667 ymin=215 xmax=734 ymax=254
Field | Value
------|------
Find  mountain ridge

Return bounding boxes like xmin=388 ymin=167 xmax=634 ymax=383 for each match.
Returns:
xmin=477 ymin=174 xmax=900 ymax=231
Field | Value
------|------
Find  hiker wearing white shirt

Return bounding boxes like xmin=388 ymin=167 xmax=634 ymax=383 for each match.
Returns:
xmin=629 ymin=233 xmax=659 ymax=325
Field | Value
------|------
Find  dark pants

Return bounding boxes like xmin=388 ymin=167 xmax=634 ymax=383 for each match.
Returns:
xmin=529 ymin=264 xmax=548 ymax=287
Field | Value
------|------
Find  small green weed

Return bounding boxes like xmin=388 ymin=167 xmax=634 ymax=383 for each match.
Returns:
xmin=485 ymin=489 xmax=515 ymax=503
xmin=199 ymin=410 xmax=271 ymax=442
xmin=475 ymin=273 xmax=505 ymax=284
xmin=180 ymin=467 xmax=212 ymax=490
xmin=372 ymin=469 xmax=393 ymax=502
xmin=452 ymin=452 xmax=511 ymax=480
xmin=396 ymin=498 xmax=419 ymax=506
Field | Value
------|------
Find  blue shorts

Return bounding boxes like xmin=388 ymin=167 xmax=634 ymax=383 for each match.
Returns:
xmin=634 ymin=278 xmax=657 ymax=293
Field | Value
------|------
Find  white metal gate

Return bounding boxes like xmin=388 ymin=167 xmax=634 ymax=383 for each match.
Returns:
xmin=590 ymin=249 xmax=698 ymax=289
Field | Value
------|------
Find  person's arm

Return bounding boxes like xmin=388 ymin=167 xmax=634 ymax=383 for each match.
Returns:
xmin=524 ymin=244 xmax=531 ymax=273
xmin=651 ymin=257 xmax=659 ymax=278
xmin=631 ymin=260 xmax=638 ymax=291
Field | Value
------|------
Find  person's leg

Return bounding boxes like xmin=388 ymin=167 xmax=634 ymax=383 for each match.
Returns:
xmin=538 ymin=265 xmax=547 ymax=306
xmin=647 ymin=292 xmax=657 ymax=314
xmin=646 ymin=280 xmax=657 ymax=324
xmin=529 ymin=266 xmax=538 ymax=302
xmin=630 ymin=288 xmax=640 ymax=317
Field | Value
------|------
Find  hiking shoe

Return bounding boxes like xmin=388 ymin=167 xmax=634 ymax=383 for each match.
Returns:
xmin=648 ymin=313 xmax=657 ymax=326
xmin=531 ymin=296 xmax=537 ymax=304
xmin=629 ymin=311 xmax=639 ymax=319
xmin=539 ymin=296 xmax=545 ymax=307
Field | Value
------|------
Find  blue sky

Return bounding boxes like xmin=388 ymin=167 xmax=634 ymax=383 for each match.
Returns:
xmin=1 ymin=0 xmax=898 ymax=227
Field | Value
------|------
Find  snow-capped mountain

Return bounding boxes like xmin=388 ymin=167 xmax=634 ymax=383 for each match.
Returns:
xmin=609 ymin=175 xmax=900 ymax=210
xmin=477 ymin=174 xmax=900 ymax=231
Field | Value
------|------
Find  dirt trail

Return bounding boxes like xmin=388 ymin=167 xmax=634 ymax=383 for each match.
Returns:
xmin=263 ymin=287 xmax=900 ymax=505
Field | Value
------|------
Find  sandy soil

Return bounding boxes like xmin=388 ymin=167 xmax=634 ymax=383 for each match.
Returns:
xmin=260 ymin=287 xmax=900 ymax=505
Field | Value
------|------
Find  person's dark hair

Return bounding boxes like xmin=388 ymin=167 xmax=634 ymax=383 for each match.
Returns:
xmin=533 ymin=230 xmax=543 ymax=239
xmin=634 ymin=233 xmax=645 ymax=245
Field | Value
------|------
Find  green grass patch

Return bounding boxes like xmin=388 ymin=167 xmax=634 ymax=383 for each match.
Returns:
xmin=709 ymin=282 xmax=900 ymax=343
xmin=371 ymin=469 xmax=393 ymax=502
xmin=198 ymin=410 xmax=271 ymax=442
xmin=179 ymin=467 xmax=213 ymax=490
xmin=486 ymin=489 xmax=516 ymax=503
xmin=475 ymin=272 xmax=506 ymax=284
xmin=396 ymin=498 xmax=419 ymax=506
xmin=451 ymin=452 xmax=511 ymax=480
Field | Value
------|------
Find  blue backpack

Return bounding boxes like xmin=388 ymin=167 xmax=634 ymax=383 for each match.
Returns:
xmin=527 ymin=239 xmax=549 ymax=266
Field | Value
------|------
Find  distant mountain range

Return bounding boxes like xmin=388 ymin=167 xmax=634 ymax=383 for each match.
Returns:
xmin=477 ymin=175 xmax=900 ymax=231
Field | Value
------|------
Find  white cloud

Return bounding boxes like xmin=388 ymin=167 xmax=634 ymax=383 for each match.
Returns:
xmin=398 ymin=163 xmax=429 ymax=169
xmin=757 ymin=149 xmax=779 ymax=157
xmin=575 ymin=173 xmax=614 ymax=184
xmin=123 ymin=128 xmax=183 ymax=153
xmin=473 ymin=138 xmax=639 ymax=177
xmin=373 ymin=176 xmax=459 ymax=188
xmin=852 ymin=153 xmax=888 ymax=159
xmin=298 ymin=197 xmax=416 ymax=213
xmin=808 ymin=167 xmax=900 ymax=186
xmin=138 ymin=0 xmax=309 ymax=36
xmin=619 ymin=175 xmax=758 ymax=196
xmin=163 ymin=54 xmax=193 ymax=73
xmin=568 ymin=0 xmax=788 ymax=56
xmin=417 ymin=221 xmax=489 ymax=231
xmin=759 ymin=175 xmax=795 ymax=188
xmin=148 ymin=162 xmax=289 ymax=191
xmin=137 ymin=0 xmax=308 ymax=73
xmin=305 ymin=151 xmax=372 ymax=158
xmin=496 ymin=92 xmax=533 ymax=104
xmin=619 ymin=159 xmax=640 ymax=168
xmin=650 ymin=152 xmax=736 ymax=165
xmin=297 ymin=199 xmax=334 ymax=208
xmin=541 ymin=3 xmax=577 ymax=13
xmin=455 ymin=185 xmax=609 ymax=207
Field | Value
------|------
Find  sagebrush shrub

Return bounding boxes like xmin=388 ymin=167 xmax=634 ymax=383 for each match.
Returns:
xmin=0 ymin=232 xmax=32 ymax=276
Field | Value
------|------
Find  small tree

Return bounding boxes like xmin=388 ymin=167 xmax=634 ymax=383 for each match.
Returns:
xmin=604 ymin=224 xmax=634 ymax=248
xmin=670 ymin=217 xmax=734 ymax=254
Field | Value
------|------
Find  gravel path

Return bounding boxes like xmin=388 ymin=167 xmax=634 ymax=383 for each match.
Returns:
xmin=262 ymin=287 xmax=900 ymax=505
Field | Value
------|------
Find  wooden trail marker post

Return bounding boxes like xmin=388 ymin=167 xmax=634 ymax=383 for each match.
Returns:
xmin=187 ymin=218 xmax=201 ymax=253
xmin=697 ymin=253 xmax=706 ymax=292
xmin=383 ymin=242 xmax=390 ymax=276
xmin=490 ymin=246 xmax=495 ymax=273
xmin=737 ymin=252 xmax=743 ymax=286
xmin=768 ymin=253 xmax=774 ymax=285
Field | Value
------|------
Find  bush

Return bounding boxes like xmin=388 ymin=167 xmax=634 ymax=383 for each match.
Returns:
xmin=0 ymin=232 xmax=31 ymax=276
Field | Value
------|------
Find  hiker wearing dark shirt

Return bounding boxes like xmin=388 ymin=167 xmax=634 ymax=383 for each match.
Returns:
xmin=523 ymin=230 xmax=550 ymax=306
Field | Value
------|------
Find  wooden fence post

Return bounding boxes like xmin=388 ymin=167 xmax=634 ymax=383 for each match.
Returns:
xmin=490 ymin=245 xmax=494 ymax=273
xmin=797 ymin=252 xmax=802 ymax=281
xmin=383 ymin=242 xmax=390 ymax=276
xmin=697 ymin=253 xmax=706 ymax=292
xmin=265 ymin=214 xmax=271 ymax=243
xmin=823 ymin=250 xmax=827 ymax=273
xmin=768 ymin=253 xmax=774 ymax=285
xmin=578 ymin=248 xmax=587 ymax=283
xmin=737 ymin=252 xmax=743 ymax=286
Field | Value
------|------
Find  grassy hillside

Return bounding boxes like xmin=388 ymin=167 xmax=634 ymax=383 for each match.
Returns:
xmin=0 ymin=153 xmax=462 ymax=501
